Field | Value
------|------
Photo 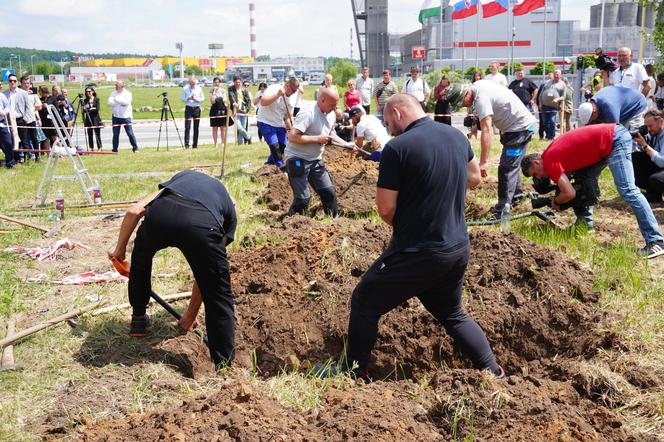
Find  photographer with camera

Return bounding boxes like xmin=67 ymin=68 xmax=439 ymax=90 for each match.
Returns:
xmin=581 ymin=71 xmax=604 ymax=102
xmin=654 ymin=73 xmax=664 ymax=111
xmin=522 ymin=123 xmax=664 ymax=259
xmin=602 ymin=47 xmax=650 ymax=97
xmin=632 ymin=110 xmax=664 ymax=203
xmin=577 ymin=86 xmax=647 ymax=148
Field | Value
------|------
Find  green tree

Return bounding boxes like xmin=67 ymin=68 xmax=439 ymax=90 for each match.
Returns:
xmin=326 ymin=60 xmax=357 ymax=87
xmin=499 ymin=62 xmax=524 ymax=76
xmin=530 ymin=61 xmax=556 ymax=76
xmin=184 ymin=65 xmax=203 ymax=76
xmin=34 ymin=61 xmax=55 ymax=76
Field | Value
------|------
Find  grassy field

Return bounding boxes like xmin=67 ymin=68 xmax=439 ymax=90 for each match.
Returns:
xmin=32 ymin=82 xmax=323 ymax=122
xmin=0 ymin=134 xmax=662 ymax=440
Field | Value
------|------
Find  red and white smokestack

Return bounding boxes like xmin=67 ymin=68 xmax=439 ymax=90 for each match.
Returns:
xmin=249 ymin=3 xmax=257 ymax=59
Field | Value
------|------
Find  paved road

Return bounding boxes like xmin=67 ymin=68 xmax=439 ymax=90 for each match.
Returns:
xmin=72 ymin=110 xmax=467 ymax=150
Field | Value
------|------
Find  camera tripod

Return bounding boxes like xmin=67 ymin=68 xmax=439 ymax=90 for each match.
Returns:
xmin=156 ymin=93 xmax=184 ymax=151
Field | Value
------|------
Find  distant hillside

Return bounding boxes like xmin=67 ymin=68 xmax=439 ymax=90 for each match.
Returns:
xmin=0 ymin=47 xmax=169 ymax=65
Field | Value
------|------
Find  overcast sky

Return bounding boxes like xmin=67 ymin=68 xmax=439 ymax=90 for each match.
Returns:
xmin=6 ymin=0 xmax=594 ymax=58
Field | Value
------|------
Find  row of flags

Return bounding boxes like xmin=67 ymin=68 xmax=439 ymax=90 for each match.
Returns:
xmin=419 ymin=0 xmax=545 ymax=23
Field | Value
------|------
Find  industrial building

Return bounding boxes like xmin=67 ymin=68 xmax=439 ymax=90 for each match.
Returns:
xmin=352 ymin=0 xmax=390 ymax=74
xmin=399 ymin=0 xmax=659 ymax=75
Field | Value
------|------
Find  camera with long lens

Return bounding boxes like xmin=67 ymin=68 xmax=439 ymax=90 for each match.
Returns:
xmin=463 ymin=115 xmax=478 ymax=128
xmin=630 ymin=125 xmax=649 ymax=139
xmin=77 ymin=93 xmax=85 ymax=99
xmin=157 ymin=92 xmax=168 ymax=98
xmin=594 ymin=48 xmax=618 ymax=72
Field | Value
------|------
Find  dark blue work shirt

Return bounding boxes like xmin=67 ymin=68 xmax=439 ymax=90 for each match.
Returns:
xmin=377 ymin=117 xmax=473 ymax=252
xmin=593 ymin=86 xmax=647 ymax=123
xmin=159 ymin=170 xmax=237 ymax=242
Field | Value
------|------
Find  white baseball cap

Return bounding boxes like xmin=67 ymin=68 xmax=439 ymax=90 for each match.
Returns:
xmin=577 ymin=102 xmax=594 ymax=126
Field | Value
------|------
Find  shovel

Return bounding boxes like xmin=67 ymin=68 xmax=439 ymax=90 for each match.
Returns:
xmin=111 ymin=258 xmax=208 ymax=344
xmin=0 ymin=213 xmax=60 ymax=237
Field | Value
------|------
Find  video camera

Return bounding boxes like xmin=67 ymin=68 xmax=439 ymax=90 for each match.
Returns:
xmin=463 ymin=115 xmax=478 ymax=128
xmin=157 ymin=92 xmax=168 ymax=98
xmin=77 ymin=93 xmax=85 ymax=100
xmin=529 ymin=171 xmax=601 ymax=211
xmin=594 ymin=48 xmax=618 ymax=72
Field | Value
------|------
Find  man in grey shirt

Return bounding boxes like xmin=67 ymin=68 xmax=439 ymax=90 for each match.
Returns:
xmin=538 ymin=70 xmax=566 ymax=140
xmin=463 ymin=79 xmax=537 ymax=217
xmin=284 ymin=88 xmax=344 ymax=217
xmin=3 ymin=74 xmax=36 ymax=163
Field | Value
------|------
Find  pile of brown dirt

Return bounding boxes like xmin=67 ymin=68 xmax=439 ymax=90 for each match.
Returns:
xmin=225 ymin=217 xmax=617 ymax=380
xmin=68 ymin=216 xmax=647 ymax=440
xmin=253 ymin=148 xmax=379 ymax=217
xmin=73 ymin=371 xmax=639 ymax=441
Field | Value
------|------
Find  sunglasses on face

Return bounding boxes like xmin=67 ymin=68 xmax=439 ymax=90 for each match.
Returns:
xmin=9 ymin=79 xmax=17 ymax=83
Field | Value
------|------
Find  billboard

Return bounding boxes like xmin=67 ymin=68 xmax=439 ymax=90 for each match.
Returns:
xmin=49 ymin=74 xmax=65 ymax=83
xmin=29 ymin=75 xmax=45 ymax=83
xmin=208 ymin=43 xmax=224 ymax=49
xmin=199 ymin=58 xmax=211 ymax=68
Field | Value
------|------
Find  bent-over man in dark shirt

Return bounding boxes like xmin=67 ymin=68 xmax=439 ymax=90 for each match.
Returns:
xmin=342 ymin=94 xmax=503 ymax=379
xmin=108 ymin=170 xmax=237 ymax=368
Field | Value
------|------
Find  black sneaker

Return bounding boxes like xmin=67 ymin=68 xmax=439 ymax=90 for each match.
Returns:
xmin=638 ymin=241 xmax=664 ymax=259
xmin=128 ymin=314 xmax=149 ymax=337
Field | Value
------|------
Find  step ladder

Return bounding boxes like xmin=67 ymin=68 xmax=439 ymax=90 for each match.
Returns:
xmin=32 ymin=105 xmax=96 ymax=208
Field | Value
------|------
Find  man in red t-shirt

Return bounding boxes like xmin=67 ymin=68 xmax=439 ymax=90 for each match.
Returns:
xmin=521 ymin=124 xmax=664 ymax=259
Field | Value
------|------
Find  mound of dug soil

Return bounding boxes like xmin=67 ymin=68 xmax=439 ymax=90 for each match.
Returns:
xmin=253 ymin=148 xmax=379 ymax=216
xmin=226 ymin=217 xmax=616 ymax=380
xmin=75 ymin=370 xmax=639 ymax=441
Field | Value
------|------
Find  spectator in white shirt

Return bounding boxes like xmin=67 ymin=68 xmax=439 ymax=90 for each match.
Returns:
xmin=108 ymin=80 xmax=139 ymax=153
xmin=181 ymin=76 xmax=204 ymax=149
xmin=356 ymin=67 xmax=374 ymax=115
xmin=655 ymin=73 xmax=664 ymax=111
xmin=604 ymin=47 xmax=650 ymax=97
xmin=485 ymin=61 xmax=508 ymax=87
xmin=403 ymin=66 xmax=431 ymax=111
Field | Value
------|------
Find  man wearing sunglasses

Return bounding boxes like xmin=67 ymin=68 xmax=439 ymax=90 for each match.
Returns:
xmin=3 ymin=74 xmax=36 ymax=163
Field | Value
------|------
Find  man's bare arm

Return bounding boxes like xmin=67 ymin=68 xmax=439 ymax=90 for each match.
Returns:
xmin=479 ymin=116 xmax=493 ymax=178
xmin=376 ymin=187 xmax=398 ymax=226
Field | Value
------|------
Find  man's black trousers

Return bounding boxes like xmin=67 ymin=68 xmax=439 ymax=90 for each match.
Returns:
xmin=129 ymin=192 xmax=234 ymax=366
xmin=346 ymin=242 xmax=499 ymax=373
xmin=633 ymin=150 xmax=664 ymax=201
xmin=184 ymin=106 xmax=201 ymax=148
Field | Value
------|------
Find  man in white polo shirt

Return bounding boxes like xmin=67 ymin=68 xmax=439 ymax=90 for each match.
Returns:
xmin=257 ymin=77 xmax=300 ymax=167
xmin=356 ymin=67 xmax=374 ymax=115
xmin=604 ymin=47 xmax=650 ymax=97
xmin=348 ymin=106 xmax=390 ymax=162
xmin=108 ymin=81 xmax=139 ymax=153
xmin=403 ymin=66 xmax=430 ymax=111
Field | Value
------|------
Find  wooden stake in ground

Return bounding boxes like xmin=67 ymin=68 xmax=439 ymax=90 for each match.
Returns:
xmin=0 ymin=301 xmax=105 ymax=348
xmin=0 ymin=213 xmax=60 ymax=237
xmin=0 ymin=320 xmax=16 ymax=371
xmin=220 ymin=108 xmax=231 ymax=178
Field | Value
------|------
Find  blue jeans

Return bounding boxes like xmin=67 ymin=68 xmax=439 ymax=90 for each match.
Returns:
xmin=585 ymin=126 xmax=663 ymax=244
xmin=540 ymin=106 xmax=557 ymax=140
xmin=235 ymin=113 xmax=250 ymax=144
xmin=112 ymin=116 xmax=138 ymax=152
xmin=572 ymin=160 xmax=609 ymax=228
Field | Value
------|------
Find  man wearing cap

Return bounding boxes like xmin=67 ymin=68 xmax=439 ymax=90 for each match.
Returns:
xmin=284 ymin=88 xmax=342 ymax=216
xmin=257 ymin=77 xmax=300 ymax=167
xmin=348 ymin=106 xmax=390 ymax=162
xmin=462 ymin=79 xmax=537 ymax=218
xmin=521 ymin=124 xmax=664 ymax=259
xmin=403 ymin=66 xmax=431 ymax=111
xmin=577 ymin=86 xmax=647 ymax=138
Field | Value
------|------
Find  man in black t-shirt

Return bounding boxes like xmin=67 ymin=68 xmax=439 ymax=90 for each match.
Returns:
xmin=108 ymin=170 xmax=237 ymax=368
xmin=508 ymin=68 xmax=538 ymax=111
xmin=343 ymin=93 xmax=503 ymax=379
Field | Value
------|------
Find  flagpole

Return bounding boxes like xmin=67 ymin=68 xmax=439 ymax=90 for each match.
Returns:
xmin=510 ymin=0 xmax=516 ymax=80
xmin=599 ymin=0 xmax=605 ymax=48
xmin=542 ymin=0 xmax=547 ymax=82
xmin=462 ymin=18 xmax=466 ymax=73
xmin=507 ymin=0 xmax=512 ymax=80
xmin=475 ymin=2 xmax=480 ymax=69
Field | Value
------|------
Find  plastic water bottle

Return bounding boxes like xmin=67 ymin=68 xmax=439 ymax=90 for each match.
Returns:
xmin=54 ymin=189 xmax=65 ymax=221
xmin=92 ymin=181 xmax=102 ymax=205
xmin=500 ymin=203 xmax=511 ymax=233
